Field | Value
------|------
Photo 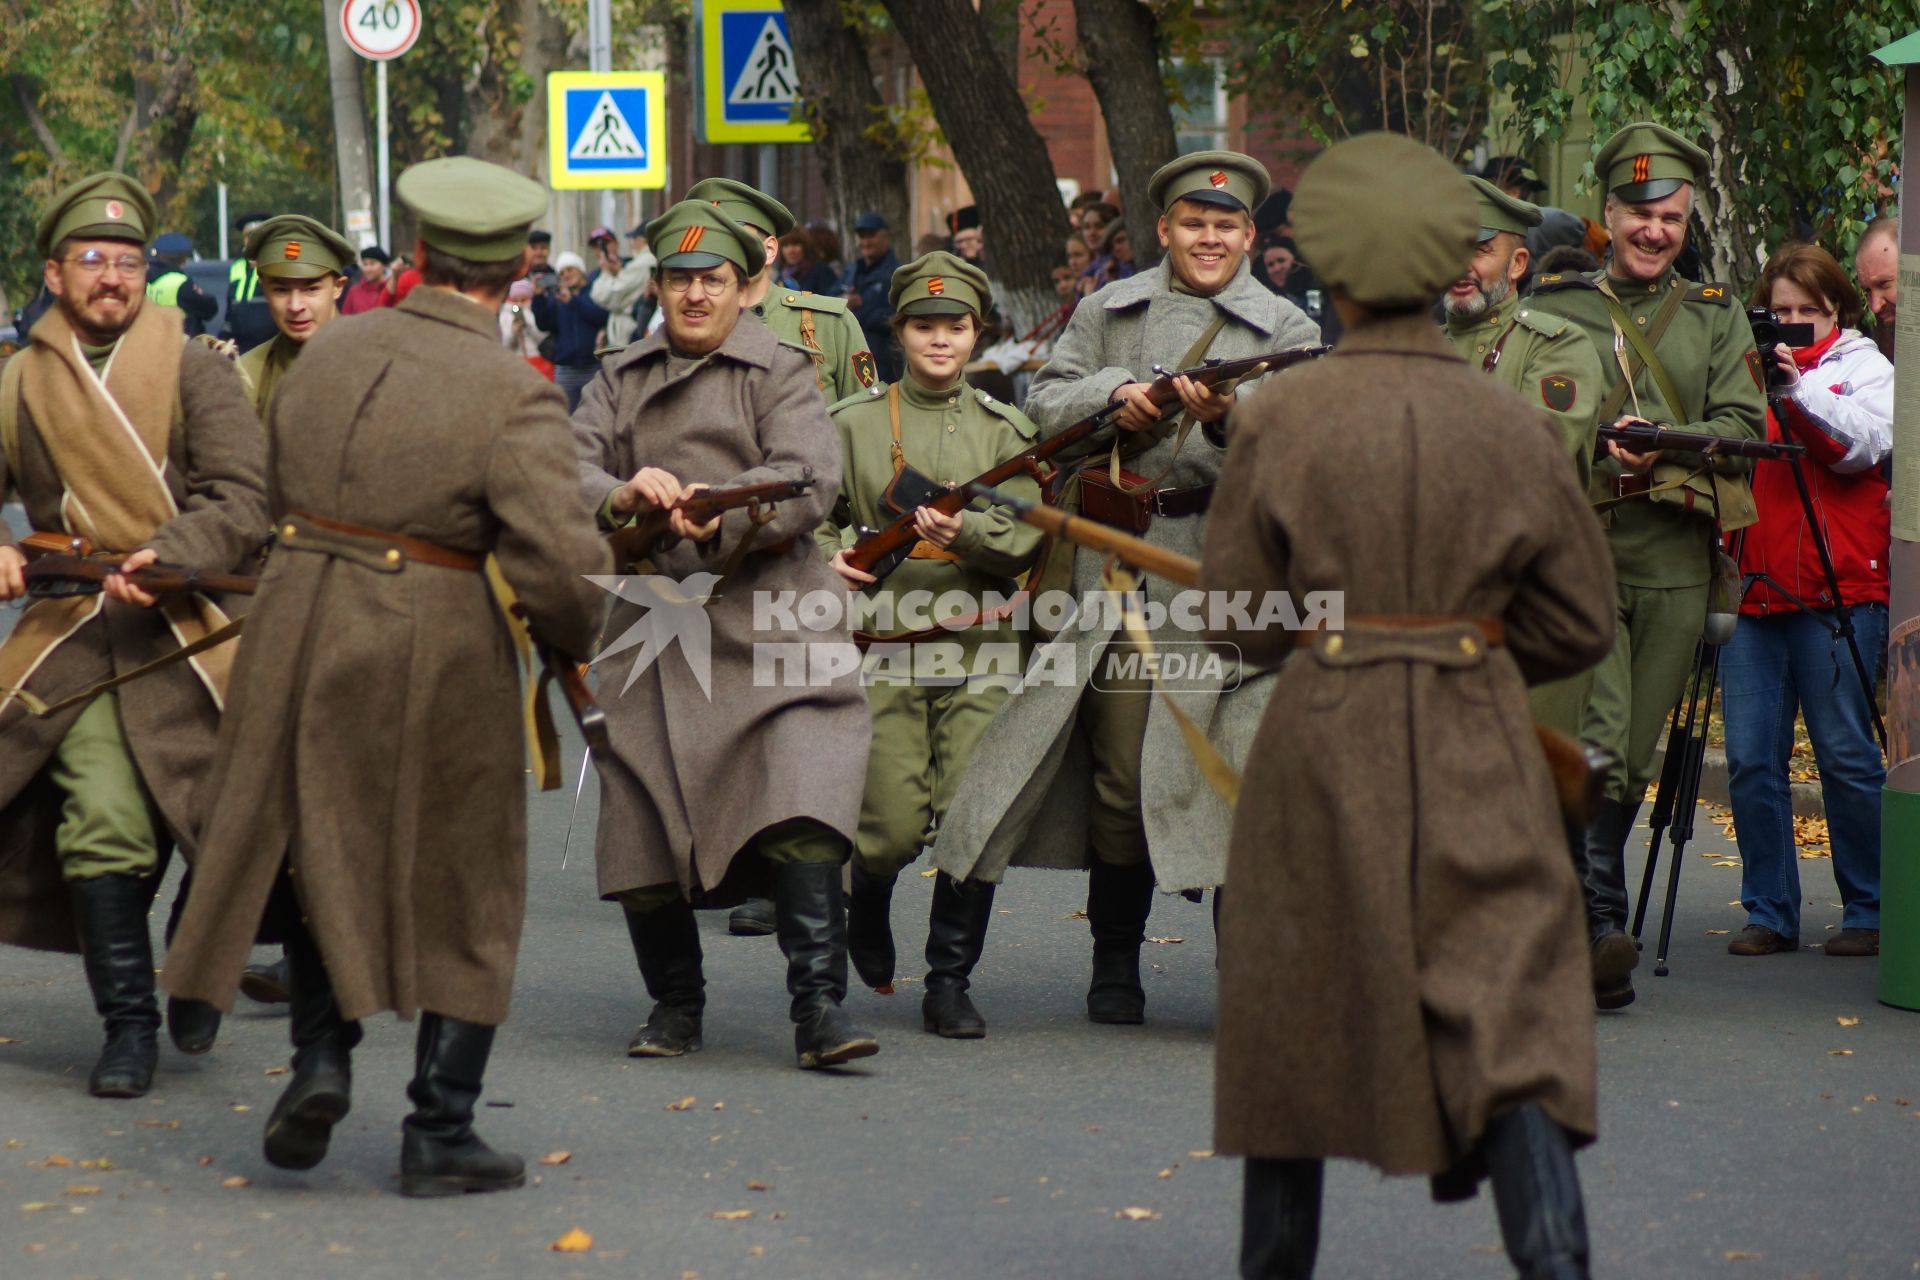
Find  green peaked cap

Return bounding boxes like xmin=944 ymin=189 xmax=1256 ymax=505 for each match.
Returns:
xmin=396 ymin=156 xmax=548 ymax=262
xmin=1594 ymin=122 xmax=1709 ymax=202
xmin=37 ymin=171 xmax=156 ymax=258
xmin=246 ymin=214 xmax=358 ymax=279
xmin=890 ymin=251 xmax=991 ymax=318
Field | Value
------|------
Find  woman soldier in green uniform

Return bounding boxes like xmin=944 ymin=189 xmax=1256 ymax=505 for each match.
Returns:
xmin=821 ymin=252 xmax=1042 ymax=1038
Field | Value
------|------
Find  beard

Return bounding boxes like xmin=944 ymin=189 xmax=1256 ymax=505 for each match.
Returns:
xmin=1443 ymin=271 xmax=1513 ymax=322
xmin=64 ymin=286 xmax=137 ymax=344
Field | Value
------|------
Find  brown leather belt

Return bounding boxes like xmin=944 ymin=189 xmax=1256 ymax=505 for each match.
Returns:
xmin=1293 ymin=614 xmax=1506 ymax=649
xmin=1151 ymin=483 xmax=1215 ymax=519
xmin=1610 ymin=473 xmax=1654 ymax=500
xmin=907 ymin=541 xmax=963 ymax=563
xmin=281 ymin=510 xmax=483 ymax=572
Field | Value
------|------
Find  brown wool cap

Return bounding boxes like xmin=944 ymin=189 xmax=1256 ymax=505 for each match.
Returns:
xmin=1291 ymin=133 xmax=1477 ymax=309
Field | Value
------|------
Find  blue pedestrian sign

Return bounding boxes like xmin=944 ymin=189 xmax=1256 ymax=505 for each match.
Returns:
xmin=697 ymin=0 xmax=812 ymax=144
xmin=548 ymin=71 xmax=667 ymax=190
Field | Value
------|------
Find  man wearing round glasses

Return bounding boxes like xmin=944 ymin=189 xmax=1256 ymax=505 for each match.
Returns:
xmin=0 ymin=171 xmax=268 ymax=1100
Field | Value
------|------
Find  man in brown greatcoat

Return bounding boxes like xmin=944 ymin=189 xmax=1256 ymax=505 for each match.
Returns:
xmin=0 ymin=171 xmax=268 ymax=1098
xmin=163 ymin=158 xmax=609 ymax=1197
xmin=573 ymin=199 xmax=876 ymax=1071
xmin=1202 ymin=134 xmax=1616 ymax=1278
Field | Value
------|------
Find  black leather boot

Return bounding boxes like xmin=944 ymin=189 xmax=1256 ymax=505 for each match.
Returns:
xmin=1484 ymin=1105 xmax=1591 ymax=1280
xmin=728 ymin=897 xmax=777 ymax=936
xmin=773 ymin=861 xmax=879 ymax=1069
xmin=1086 ymin=858 xmax=1154 ymax=1025
xmin=240 ymin=955 xmax=292 ymax=1006
xmin=1240 ymin=1156 xmax=1324 ymax=1279
xmin=1582 ymin=798 xmax=1641 ymax=1010
xmin=922 ymin=873 xmax=994 ymax=1038
xmin=262 ymin=926 xmax=362 ymax=1170
xmin=70 ymin=873 xmax=161 ymax=1099
xmin=160 ymin=876 xmax=221 ymax=1055
xmin=622 ymin=898 xmax=705 ymax=1057
xmin=399 ymin=1014 xmax=525 ymax=1197
xmin=847 ymin=861 xmax=899 ymax=992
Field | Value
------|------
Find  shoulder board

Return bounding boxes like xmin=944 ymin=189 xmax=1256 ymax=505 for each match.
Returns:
xmin=1685 ymin=283 xmax=1736 ymax=306
xmin=1509 ymin=307 xmax=1569 ymax=339
xmin=826 ymin=388 xmax=879 ymax=418
xmin=970 ymin=386 xmax=1038 ymax=439
xmin=779 ymin=291 xmax=849 ymax=316
xmin=773 ymin=338 xmax=817 ymax=360
xmin=1528 ymin=273 xmax=1600 ymax=294
xmin=592 ymin=342 xmax=627 ymax=359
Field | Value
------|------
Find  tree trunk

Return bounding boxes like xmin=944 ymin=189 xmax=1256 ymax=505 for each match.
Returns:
xmin=880 ymin=0 xmax=1070 ymax=333
xmin=321 ymin=0 xmax=377 ymax=248
xmin=464 ymin=0 xmax=570 ymax=177
xmin=785 ymin=0 xmax=909 ymax=239
xmin=1071 ymin=0 xmax=1179 ymax=268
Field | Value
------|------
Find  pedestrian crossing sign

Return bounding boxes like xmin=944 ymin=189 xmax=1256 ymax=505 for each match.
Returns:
xmin=547 ymin=71 xmax=668 ymax=190
xmin=697 ymin=0 xmax=812 ymax=144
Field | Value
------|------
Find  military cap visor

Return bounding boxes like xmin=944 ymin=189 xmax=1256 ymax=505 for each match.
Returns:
xmin=890 ymin=251 xmax=992 ymax=318
xmin=397 ymin=157 xmax=549 ymax=262
xmin=686 ymin=177 xmax=795 ymax=240
xmin=1465 ymin=175 xmax=1542 ymax=242
xmin=1292 ymin=132 xmax=1476 ymax=310
xmin=37 ymin=171 xmax=156 ymax=259
xmin=1596 ymin=122 xmax=1709 ymax=202
xmin=246 ymin=214 xmax=357 ymax=279
xmin=1149 ymin=150 xmax=1271 ymax=215
xmin=648 ymin=200 xmax=766 ymax=275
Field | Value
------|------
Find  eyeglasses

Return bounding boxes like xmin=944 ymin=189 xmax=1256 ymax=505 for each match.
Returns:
xmin=64 ymin=250 xmax=149 ymax=276
xmin=662 ymin=271 xmax=736 ymax=295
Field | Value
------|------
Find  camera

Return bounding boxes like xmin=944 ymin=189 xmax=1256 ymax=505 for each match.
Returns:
xmin=1746 ymin=306 xmax=1816 ymax=389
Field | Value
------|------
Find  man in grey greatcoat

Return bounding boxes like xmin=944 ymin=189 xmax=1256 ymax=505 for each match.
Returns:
xmin=933 ymin=151 xmax=1322 ymax=1024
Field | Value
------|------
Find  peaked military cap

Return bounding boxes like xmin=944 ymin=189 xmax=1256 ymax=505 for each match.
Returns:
xmin=686 ymin=177 xmax=794 ymax=240
xmin=396 ymin=156 xmax=549 ymax=262
xmin=1292 ymin=133 xmax=1476 ymax=309
xmin=648 ymin=200 xmax=766 ymax=276
xmin=151 ymin=232 xmax=195 ymax=257
xmin=1465 ymin=175 xmax=1543 ymax=243
xmin=1595 ymin=122 xmax=1710 ymax=202
xmin=245 ymin=214 xmax=357 ymax=280
xmin=889 ymin=251 xmax=991 ymax=318
xmin=37 ymin=171 xmax=156 ymax=258
xmin=1148 ymin=150 xmax=1271 ymax=215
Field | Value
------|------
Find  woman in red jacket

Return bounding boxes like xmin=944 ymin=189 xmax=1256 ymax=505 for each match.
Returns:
xmin=1723 ymin=243 xmax=1892 ymax=959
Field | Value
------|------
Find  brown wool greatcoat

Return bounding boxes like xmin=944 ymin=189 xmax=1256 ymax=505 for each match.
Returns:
xmin=573 ymin=321 xmax=870 ymax=904
xmin=1201 ymin=313 xmax=1616 ymax=1184
xmin=0 ymin=338 xmax=267 ymax=952
xmin=161 ymin=288 xmax=610 ymax=1026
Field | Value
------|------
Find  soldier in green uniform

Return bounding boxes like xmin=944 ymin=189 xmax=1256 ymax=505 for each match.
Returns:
xmin=1529 ymin=122 xmax=1766 ymax=1010
xmin=818 ymin=252 xmax=1042 ymax=1038
xmin=685 ymin=177 xmax=881 ymax=405
xmin=1444 ymin=175 xmax=1606 ymax=738
xmin=235 ymin=215 xmax=357 ymax=419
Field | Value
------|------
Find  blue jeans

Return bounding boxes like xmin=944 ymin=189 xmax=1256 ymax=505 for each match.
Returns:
xmin=1721 ymin=605 xmax=1887 ymax=938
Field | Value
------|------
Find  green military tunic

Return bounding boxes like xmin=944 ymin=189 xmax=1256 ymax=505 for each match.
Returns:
xmin=1529 ymin=267 xmax=1765 ymax=796
xmin=816 ymin=376 xmax=1043 ymax=875
xmin=236 ymin=333 xmax=299 ymax=420
xmin=754 ymin=291 xmax=881 ymax=404
xmin=1446 ymin=295 xmax=1607 ymax=734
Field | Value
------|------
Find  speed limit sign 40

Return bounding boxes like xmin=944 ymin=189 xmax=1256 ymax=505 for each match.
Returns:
xmin=342 ymin=0 xmax=421 ymax=60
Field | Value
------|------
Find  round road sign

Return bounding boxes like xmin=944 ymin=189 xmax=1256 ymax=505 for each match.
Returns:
xmin=341 ymin=0 xmax=422 ymax=61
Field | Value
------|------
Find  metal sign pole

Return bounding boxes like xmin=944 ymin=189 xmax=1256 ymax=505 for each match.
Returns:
xmin=590 ymin=0 xmax=615 ymax=232
xmin=377 ymin=59 xmax=391 ymax=253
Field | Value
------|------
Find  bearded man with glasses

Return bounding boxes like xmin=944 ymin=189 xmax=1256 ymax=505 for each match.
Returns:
xmin=0 ymin=171 xmax=268 ymax=1098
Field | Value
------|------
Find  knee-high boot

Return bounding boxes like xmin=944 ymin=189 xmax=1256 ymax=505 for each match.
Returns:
xmin=622 ymin=898 xmax=705 ymax=1057
xmin=1484 ymin=1105 xmax=1591 ymax=1280
xmin=1240 ymin=1156 xmax=1324 ymax=1279
xmin=69 ymin=873 xmax=161 ymax=1098
xmin=772 ymin=861 xmax=879 ymax=1069
xmin=1086 ymin=858 xmax=1154 ymax=1024
xmin=399 ymin=1014 xmax=525 ymax=1197
xmin=262 ymin=923 xmax=362 ymax=1170
xmin=1582 ymin=798 xmax=1641 ymax=1009
xmin=922 ymin=873 xmax=994 ymax=1038
xmin=161 ymin=869 xmax=221 ymax=1055
xmin=846 ymin=861 xmax=899 ymax=992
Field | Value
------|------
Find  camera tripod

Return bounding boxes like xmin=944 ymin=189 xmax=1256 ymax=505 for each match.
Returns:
xmin=1629 ymin=415 xmax=1885 ymax=977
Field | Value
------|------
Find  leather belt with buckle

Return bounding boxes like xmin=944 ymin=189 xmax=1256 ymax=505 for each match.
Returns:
xmin=1610 ymin=473 xmax=1653 ymax=500
xmin=1150 ymin=483 xmax=1215 ymax=519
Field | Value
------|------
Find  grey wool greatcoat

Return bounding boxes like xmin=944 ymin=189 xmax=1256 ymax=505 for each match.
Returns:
xmin=1201 ymin=312 xmax=1616 ymax=1186
xmin=0 ymin=340 xmax=267 ymax=952
xmin=162 ymin=287 xmax=610 ymax=1026
xmin=573 ymin=320 xmax=870 ymax=904
xmin=932 ymin=258 xmax=1321 ymax=892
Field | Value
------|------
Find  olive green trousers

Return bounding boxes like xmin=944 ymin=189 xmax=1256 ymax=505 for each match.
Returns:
xmin=48 ymin=693 xmax=162 ymax=882
xmin=1581 ymin=581 xmax=1710 ymax=803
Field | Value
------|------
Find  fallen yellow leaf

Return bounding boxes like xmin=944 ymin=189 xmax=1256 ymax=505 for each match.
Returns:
xmin=1146 ymin=937 xmax=1185 ymax=945
xmin=136 ymin=1119 xmax=179 ymax=1129
xmin=1187 ymin=1150 xmax=1214 ymax=1159
xmin=1724 ymin=1250 xmax=1762 ymax=1261
xmin=222 ymin=1176 xmax=249 ymax=1189
xmin=1829 ymin=1049 xmax=1854 ymax=1057
xmin=230 ymin=1105 xmax=251 ymax=1114
xmin=709 ymin=1209 xmax=754 ymax=1221
xmin=197 ymin=1156 xmax=215 ymax=1166
xmin=1836 ymin=1016 xmax=1861 ymax=1027
xmin=920 ymin=868 xmax=939 ymax=877
xmin=1704 ymin=929 xmax=1730 ymax=936
xmin=549 ymin=1227 xmax=593 ymax=1253
xmin=77 ymin=1158 xmax=111 ymax=1170
xmin=747 ymin=1179 xmax=773 ymax=1192
xmin=41 ymin=1155 xmax=70 ymax=1167
xmin=666 ymin=1096 xmax=697 ymax=1112
xmin=1711 ymin=860 xmax=1740 ymax=868
xmin=264 ymin=1066 xmax=289 ymax=1077
xmin=63 ymin=1185 xmax=99 ymax=1196
xmin=1156 ymin=1168 xmax=1173 ymax=1179
xmin=538 ymin=1151 xmax=572 ymax=1166
xmin=1116 ymin=1206 xmax=1159 ymax=1221
xmin=0 ymin=1037 xmax=18 ymax=1044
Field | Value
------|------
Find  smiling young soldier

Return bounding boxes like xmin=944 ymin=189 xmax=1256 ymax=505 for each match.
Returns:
xmin=1529 ymin=123 xmax=1765 ymax=1011
xmin=573 ymin=200 xmax=876 ymax=1071
xmin=234 ymin=215 xmax=357 ymax=420
xmin=932 ymin=151 xmax=1322 ymax=1026
xmin=0 ymin=171 xmax=268 ymax=1098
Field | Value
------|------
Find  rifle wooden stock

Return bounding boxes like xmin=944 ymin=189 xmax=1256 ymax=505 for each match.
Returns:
xmin=844 ymin=344 xmax=1326 ymax=583
xmin=540 ymin=642 xmax=610 ymax=755
xmin=1597 ymin=421 xmax=1802 ymax=461
xmin=607 ymin=471 xmax=816 ymax=566
xmin=17 ymin=532 xmax=258 ymax=598
xmin=975 ymin=483 xmax=1606 ymax=824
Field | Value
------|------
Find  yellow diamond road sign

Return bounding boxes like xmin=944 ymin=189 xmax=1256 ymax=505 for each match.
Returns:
xmin=548 ymin=71 xmax=668 ymax=190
